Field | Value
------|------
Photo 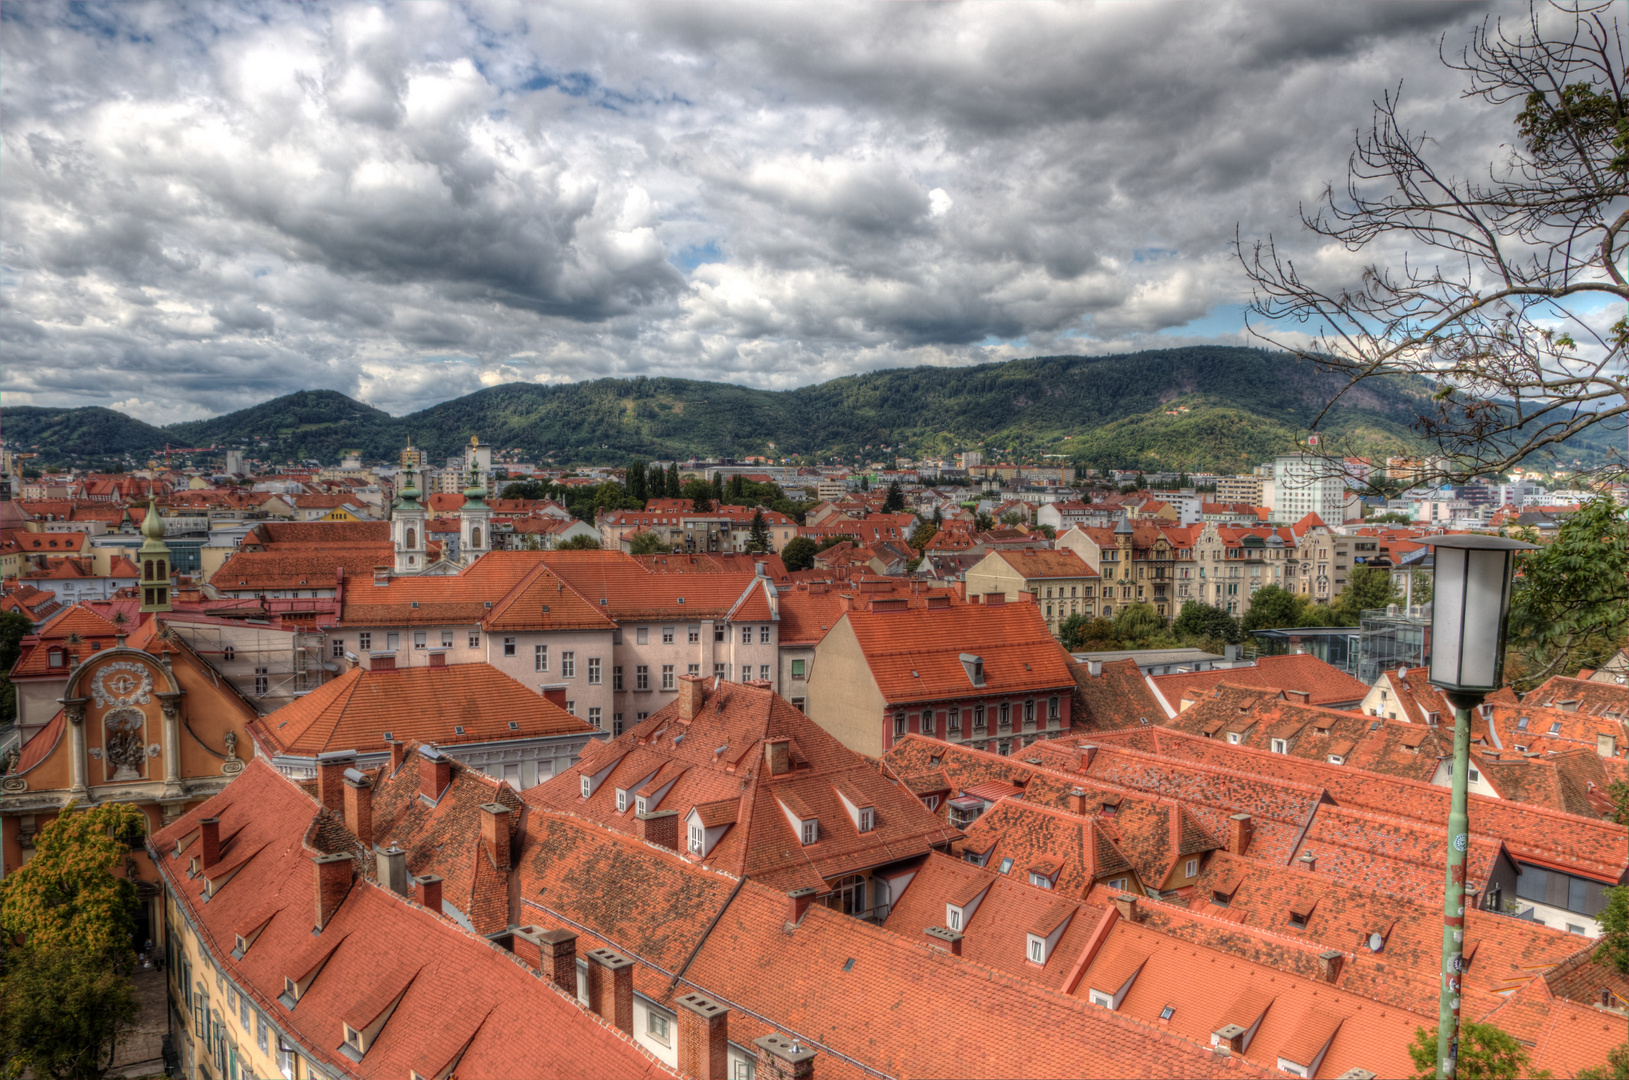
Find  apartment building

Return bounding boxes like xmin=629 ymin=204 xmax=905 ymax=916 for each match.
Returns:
xmin=1269 ymin=453 xmax=1348 ymax=525
xmin=963 ymin=549 xmax=1100 ymax=635
xmin=1055 ymin=517 xmax=1200 ymax=620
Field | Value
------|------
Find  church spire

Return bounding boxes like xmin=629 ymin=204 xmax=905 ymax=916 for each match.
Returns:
xmin=138 ymin=491 xmax=172 ymax=613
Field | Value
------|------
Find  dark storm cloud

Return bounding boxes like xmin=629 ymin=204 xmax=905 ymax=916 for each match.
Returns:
xmin=0 ymin=0 xmax=1498 ymax=422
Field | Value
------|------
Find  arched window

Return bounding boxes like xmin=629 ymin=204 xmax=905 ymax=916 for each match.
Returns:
xmin=406 ymin=528 xmax=416 ymax=549
xmin=471 ymin=527 xmax=483 ymax=549
xmin=144 ymin=560 xmax=154 ymax=580
xmin=156 ymin=560 xmax=166 ymax=579
xmin=827 ymin=874 xmax=866 ymax=918
xmin=920 ymin=709 xmax=935 ymax=737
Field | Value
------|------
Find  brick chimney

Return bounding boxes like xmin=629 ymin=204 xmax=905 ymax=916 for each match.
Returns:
xmin=540 ymin=683 xmax=567 ymax=710
xmin=315 ymin=750 xmax=355 ymax=814
xmin=786 ymin=886 xmax=818 ymax=927
xmin=1067 ymin=787 xmax=1088 ymax=815
xmin=511 ymin=925 xmax=545 ymax=971
xmin=677 ymin=993 xmax=730 ymax=1080
xmin=1298 ymin=850 xmax=1317 ymax=872
xmin=586 ymin=948 xmax=635 ymax=1034
xmin=984 ymin=592 xmax=1005 ymax=606
xmin=1317 ymin=949 xmax=1344 ymax=983
xmin=763 ymin=738 xmax=791 ymax=776
xmin=1078 ymin=744 xmax=1098 ymax=770
xmin=342 ymin=769 xmax=373 ymax=849
xmin=636 ymin=809 xmax=678 ymax=851
xmin=198 ymin=816 xmax=222 ymax=871
xmin=388 ymin=739 xmax=406 ymax=775
xmin=1226 ymin=813 xmax=1253 ymax=856
xmin=538 ymin=929 xmax=577 ymax=992
xmin=376 ymin=844 xmax=408 ymax=896
xmin=1112 ymin=893 xmax=1141 ymax=923
xmin=313 ymin=853 xmax=352 ymax=931
xmin=924 ymin=926 xmax=963 ymax=956
xmin=1285 ymin=690 xmax=1311 ymax=705
xmin=678 ymin=674 xmax=706 ymax=720
xmin=754 ymin=1034 xmax=817 ymax=1080
xmin=415 ymin=873 xmax=443 ymax=914
xmin=419 ymin=746 xmax=451 ymax=802
xmin=480 ymin=803 xmax=511 ymax=871
xmin=366 ymin=651 xmax=396 ymax=672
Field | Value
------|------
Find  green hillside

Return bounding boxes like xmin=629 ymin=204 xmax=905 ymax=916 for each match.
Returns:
xmin=5 ymin=346 xmax=1620 ymax=473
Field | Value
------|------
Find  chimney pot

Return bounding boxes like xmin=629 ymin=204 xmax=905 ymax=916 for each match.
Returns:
xmin=676 ymin=993 xmax=731 ymax=1080
xmin=537 ymin=928 xmax=577 ymax=992
xmin=198 ymin=817 xmax=222 ymax=871
xmin=924 ymin=925 xmax=964 ymax=956
xmin=984 ymin=592 xmax=1005 ymax=606
xmin=586 ymin=948 xmax=636 ymax=1034
xmin=480 ymin=802 xmax=512 ymax=871
xmin=635 ymin=809 xmax=679 ymax=851
xmin=418 ymin=746 xmax=451 ymax=802
xmin=315 ymin=750 xmax=356 ymax=815
xmin=787 ymin=886 xmax=819 ymax=927
xmin=678 ymin=674 xmax=707 ymax=720
xmin=1078 ymin=744 xmax=1098 ymax=771
xmin=313 ymin=853 xmax=353 ymax=931
xmin=764 ymin=738 xmax=791 ymax=776
xmin=1086 ymin=659 xmax=1103 ymax=677
xmin=1226 ymin=813 xmax=1253 ymax=857
xmin=1112 ymin=893 xmax=1142 ymax=923
xmin=511 ymin=925 xmax=545 ymax=971
xmin=388 ymin=739 xmax=406 ymax=775
xmin=754 ymin=1034 xmax=817 ymax=1080
xmin=414 ymin=873 xmax=443 ymax=915
xmin=1298 ymin=849 xmax=1317 ymax=872
xmin=342 ymin=769 xmax=373 ymax=849
xmin=1067 ymin=787 xmax=1088 ymax=815
xmin=1317 ymin=949 xmax=1344 ymax=983
xmin=376 ymin=844 xmax=408 ymax=896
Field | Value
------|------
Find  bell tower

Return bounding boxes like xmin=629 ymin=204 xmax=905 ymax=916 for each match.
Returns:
xmin=459 ymin=439 xmax=491 ymax=566
xmin=393 ymin=465 xmax=428 ymax=573
xmin=138 ymin=504 xmax=173 ymax=613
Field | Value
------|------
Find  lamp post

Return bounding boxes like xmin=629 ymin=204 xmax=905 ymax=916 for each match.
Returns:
xmin=1425 ymin=534 xmax=1536 ymax=1080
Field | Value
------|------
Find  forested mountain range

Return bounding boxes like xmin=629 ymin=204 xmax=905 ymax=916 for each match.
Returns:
xmin=5 ymin=347 xmax=1620 ymax=473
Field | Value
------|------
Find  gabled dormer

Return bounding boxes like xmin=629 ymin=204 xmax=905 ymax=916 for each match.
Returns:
xmin=832 ymin=781 xmax=876 ymax=834
xmin=578 ymin=753 xmax=625 ymax=800
xmin=776 ymin=790 xmax=819 ymax=846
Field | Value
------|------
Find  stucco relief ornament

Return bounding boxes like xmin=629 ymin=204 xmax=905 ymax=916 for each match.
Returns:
xmin=104 ymin=708 xmax=147 ymax=782
xmin=92 ymin=662 xmax=154 ymax=708
xmin=221 ymin=730 xmax=244 ymax=776
xmin=1 ymin=748 xmax=23 ymax=792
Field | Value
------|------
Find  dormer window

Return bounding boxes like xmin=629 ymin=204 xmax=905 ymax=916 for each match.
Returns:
xmin=1227 ymin=732 xmax=1241 ymax=744
xmin=636 ymin=795 xmax=650 ymax=814
xmin=858 ymin=808 xmax=874 ymax=832
xmin=1516 ymin=716 xmax=1530 ymax=731
xmin=580 ymin=776 xmax=592 ymax=798
xmin=48 ymin=649 xmax=64 ymax=669
xmin=1028 ymin=871 xmax=1053 ymax=890
xmin=689 ymin=823 xmax=704 ymax=854
xmin=344 ymin=1024 xmax=362 ymax=1050
xmin=616 ymin=790 xmax=629 ymax=813
xmin=285 ymin=976 xmax=298 ymax=1000
xmin=801 ymin=819 xmax=818 ymax=845
xmin=946 ymin=905 xmax=963 ymax=931
xmin=1270 ymin=739 xmax=1288 ymax=754
xmin=960 ymin=652 xmax=985 ymax=687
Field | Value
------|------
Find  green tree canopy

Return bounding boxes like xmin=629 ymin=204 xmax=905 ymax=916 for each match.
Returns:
xmin=554 ymin=534 xmax=602 ymax=550
xmin=1599 ymin=884 xmax=1629 ymax=977
xmin=1173 ymin=601 xmax=1243 ymax=645
xmin=626 ymin=458 xmax=647 ymax=503
xmin=1406 ymin=1021 xmax=1550 ymax=1080
xmin=1334 ymin=564 xmax=1400 ymax=623
xmin=747 ymin=508 xmax=773 ymax=553
xmin=1241 ymin=585 xmax=1304 ymax=633
xmin=0 ymin=802 xmax=144 ymax=960
xmin=665 ymin=462 xmax=681 ymax=498
xmin=1507 ymin=496 xmax=1629 ymax=687
xmin=627 ymin=530 xmax=666 ymax=556
xmin=882 ymin=480 xmax=906 ymax=513
xmin=1577 ymin=1043 xmax=1629 ymax=1080
xmin=0 ymin=946 xmax=140 ymax=1080
xmin=781 ymin=536 xmax=818 ymax=572
xmin=683 ymin=478 xmax=715 ymax=513
xmin=0 ymin=609 xmax=33 ymax=725
xmin=1112 ymin=602 xmax=1165 ymax=646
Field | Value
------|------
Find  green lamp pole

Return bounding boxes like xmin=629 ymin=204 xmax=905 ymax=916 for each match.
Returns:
xmin=1425 ymin=535 xmax=1536 ymax=1080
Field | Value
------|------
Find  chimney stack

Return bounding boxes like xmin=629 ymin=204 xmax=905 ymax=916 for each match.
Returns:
xmin=754 ymin=1034 xmax=817 ymax=1080
xmin=635 ymin=809 xmax=678 ymax=851
xmin=415 ymin=873 xmax=443 ymax=915
xmin=315 ymin=750 xmax=355 ymax=814
xmin=511 ymin=925 xmax=545 ymax=971
xmin=313 ymin=853 xmax=353 ymax=931
xmin=343 ymin=768 xmax=373 ymax=849
xmin=366 ymin=651 xmax=396 ymax=672
xmin=1112 ymin=894 xmax=1142 ymax=923
xmin=1285 ymin=690 xmax=1311 ymax=705
xmin=376 ymin=844 xmax=408 ymax=896
xmin=419 ymin=746 xmax=451 ymax=803
xmin=586 ymin=948 xmax=635 ymax=1035
xmin=540 ymin=683 xmax=568 ymax=710
xmin=984 ymin=592 xmax=1005 ymax=606
xmin=388 ymin=739 xmax=406 ymax=775
xmin=676 ymin=993 xmax=730 ymax=1080
xmin=1086 ymin=659 xmax=1103 ymax=677
xmin=678 ymin=674 xmax=706 ymax=720
xmin=480 ymin=803 xmax=512 ymax=871
xmin=764 ymin=738 xmax=791 ymax=776
xmin=1317 ymin=949 xmax=1344 ymax=983
xmin=786 ymin=886 xmax=818 ymax=927
xmin=1226 ymin=813 xmax=1253 ymax=856
xmin=198 ymin=817 xmax=222 ymax=871
xmin=1211 ymin=1023 xmax=1247 ymax=1055
xmin=1298 ymin=850 xmax=1317 ymax=872
xmin=1067 ymin=787 xmax=1088 ymax=815
xmin=1078 ymin=744 xmax=1098 ymax=771
xmin=924 ymin=926 xmax=963 ymax=956
xmin=537 ymin=929 xmax=577 ymax=992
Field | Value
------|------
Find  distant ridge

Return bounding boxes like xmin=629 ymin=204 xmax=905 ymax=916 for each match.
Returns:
xmin=4 ymin=347 xmax=1621 ymax=472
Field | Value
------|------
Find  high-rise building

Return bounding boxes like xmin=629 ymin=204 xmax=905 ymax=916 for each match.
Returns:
xmin=1269 ymin=453 xmax=1347 ymax=524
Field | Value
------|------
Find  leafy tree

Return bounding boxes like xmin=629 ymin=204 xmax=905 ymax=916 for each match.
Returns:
xmin=626 ymin=459 xmax=647 ymax=503
xmin=0 ymin=802 xmax=143 ymax=960
xmin=882 ymin=481 xmax=906 ymax=513
xmin=729 ymin=473 xmax=746 ymax=500
xmin=665 ymin=463 xmax=681 ymax=498
xmin=1406 ymin=1021 xmax=1550 ymax=1080
xmin=1368 ymin=511 xmax=1416 ymax=525
xmin=501 ymin=480 xmax=548 ymax=500
xmin=1035 ymin=524 xmax=1056 ymax=540
xmin=747 ymin=508 xmax=773 ymax=553
xmin=1112 ymin=603 xmax=1165 ymax=646
xmin=860 ymin=474 xmax=870 ymax=492
xmin=1173 ymin=601 xmax=1243 ymax=644
xmin=1060 ymin=614 xmax=1119 ymax=652
xmin=682 ymin=478 xmax=715 ymax=513
xmin=647 ymin=464 xmax=667 ymax=502
xmin=816 ymin=534 xmax=856 ymax=551
xmin=712 ymin=472 xmax=725 ymax=501
xmin=1576 ymin=1043 xmax=1629 ymax=1080
xmin=0 ymin=610 xmax=33 ymax=725
xmin=1334 ymin=564 xmax=1401 ymax=624
xmin=974 ymin=512 xmax=994 ymax=532
xmin=1507 ymin=496 xmax=1629 ymax=686
xmin=1242 ymin=7 xmax=1629 ymax=483
xmin=0 ymin=946 xmax=140 ymax=1080
xmin=1241 ymin=585 xmax=1304 ymax=633
xmin=909 ymin=520 xmax=939 ymax=551
xmin=999 ymin=510 xmax=1025 ymax=526
xmin=626 ymin=530 xmax=666 ymax=556
xmin=1599 ymin=884 xmax=1629 ymax=976
xmin=555 ymin=534 xmax=602 ymax=550
xmin=781 ymin=536 xmax=818 ymax=572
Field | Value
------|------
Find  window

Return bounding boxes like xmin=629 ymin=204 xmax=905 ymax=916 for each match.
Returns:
xmin=1029 ymin=938 xmax=1044 ymax=962
xmin=504 ymin=636 xmax=517 ymax=657
xmin=760 ymin=664 xmax=771 ymax=681
xmin=331 ymin=639 xmax=344 ymax=659
xmin=714 ymin=662 xmax=727 ymax=680
xmin=1270 ymin=738 xmax=1287 ymax=754
xmin=688 ymin=663 xmax=700 ymax=677
xmin=1048 ymin=697 xmax=1060 ymax=721
xmin=613 ymin=713 xmax=624 ymax=736
xmin=947 ymin=907 xmax=962 ymax=931
xmin=662 ymin=626 xmax=674 ymax=644
xmin=999 ymin=703 xmax=1012 ymax=730
xmin=636 ymin=627 xmax=649 ymax=645
xmin=414 ymin=630 xmax=427 ymax=650
xmin=254 ymin=668 xmax=268 ymax=696
xmin=736 ymin=625 xmax=749 ymax=644
xmin=894 ymin=712 xmax=907 ymax=737
xmin=662 ymin=665 xmax=675 ymax=690
xmin=760 ymin=625 xmax=771 ymax=643
xmin=469 ymin=631 xmax=480 ymax=648
xmin=566 ymin=700 xmax=575 ymax=714
xmin=588 ymin=658 xmax=601 ymax=684
xmin=535 ymin=645 xmax=548 ymax=672
xmin=561 ymin=652 xmax=575 ymax=679
xmin=740 ymin=664 xmax=752 ymax=682
xmin=589 ymin=706 xmax=601 ymax=727
xmin=442 ymin=630 xmax=454 ymax=648
xmin=1107 ymin=877 xmax=1127 ymax=891
xmin=801 ymin=820 xmax=818 ymax=845
xmin=613 ymin=665 xmax=624 ymax=691
xmin=974 ymin=704 xmax=986 ymax=731
xmin=714 ymin=625 xmax=726 ymax=642
xmin=920 ymin=710 xmax=935 ymax=736
xmin=257 ymin=1011 xmax=269 ymax=1054
xmin=858 ymin=808 xmax=874 ymax=832
xmin=647 ymin=1008 xmax=672 ymax=1045
xmin=924 ymin=795 xmax=939 ymax=812
xmin=1024 ymin=700 xmax=1035 ymax=724
xmin=636 ymin=666 xmax=649 ymax=691
xmin=688 ymin=625 xmax=700 ymax=643
xmin=1029 ymin=871 xmax=1053 ymax=889
xmin=384 ymin=632 xmax=400 ymax=651
xmin=689 ymin=823 xmax=705 ymax=854
xmin=358 ymin=632 xmax=372 ymax=651
xmin=1185 ymin=858 xmax=1199 ymax=878
xmin=792 ymin=659 xmax=806 ymax=680
xmin=636 ymin=711 xmax=649 ymax=722
xmin=1227 ymin=732 xmax=1241 ymax=744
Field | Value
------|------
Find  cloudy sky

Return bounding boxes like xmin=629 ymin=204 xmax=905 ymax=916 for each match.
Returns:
xmin=2 ymin=1 xmax=1510 ymax=423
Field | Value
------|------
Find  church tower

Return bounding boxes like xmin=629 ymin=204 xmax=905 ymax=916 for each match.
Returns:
xmin=393 ymin=465 xmax=428 ymax=574
xmin=138 ymin=505 xmax=173 ymax=613
xmin=458 ymin=445 xmax=491 ymax=566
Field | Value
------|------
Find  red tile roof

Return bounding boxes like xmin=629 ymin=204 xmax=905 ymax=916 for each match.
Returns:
xmin=213 ymin=548 xmax=390 ymax=591
xmin=841 ymin=603 xmax=1076 ymax=706
xmin=1149 ymin=655 xmax=1369 ymax=715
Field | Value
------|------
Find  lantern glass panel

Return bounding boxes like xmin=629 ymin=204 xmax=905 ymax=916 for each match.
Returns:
xmin=1431 ymin=546 xmax=1514 ymax=691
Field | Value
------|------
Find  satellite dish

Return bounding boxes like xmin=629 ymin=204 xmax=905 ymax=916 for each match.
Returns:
xmin=1368 ymin=932 xmax=1384 ymax=952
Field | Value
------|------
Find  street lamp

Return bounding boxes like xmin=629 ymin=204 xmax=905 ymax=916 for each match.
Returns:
xmin=1425 ymin=534 xmax=1536 ymax=1080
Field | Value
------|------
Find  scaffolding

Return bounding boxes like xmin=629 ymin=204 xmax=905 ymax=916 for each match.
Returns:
xmin=164 ymin=619 xmax=333 ymax=712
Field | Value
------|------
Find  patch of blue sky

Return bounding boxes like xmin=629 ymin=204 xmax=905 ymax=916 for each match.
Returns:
xmin=1130 ymin=247 xmax=1179 ymax=264
xmin=1159 ymin=302 xmax=1251 ymax=338
xmin=673 ymin=241 xmax=724 ymax=272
